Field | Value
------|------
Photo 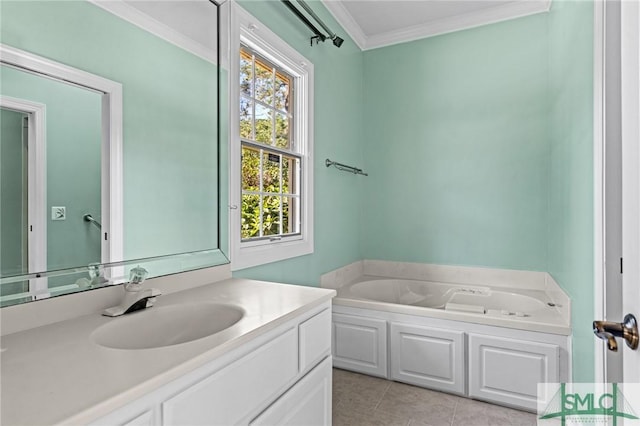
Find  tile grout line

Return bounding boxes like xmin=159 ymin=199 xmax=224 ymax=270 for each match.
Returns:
xmin=450 ymin=399 xmax=459 ymax=426
xmin=373 ymin=381 xmax=391 ymax=410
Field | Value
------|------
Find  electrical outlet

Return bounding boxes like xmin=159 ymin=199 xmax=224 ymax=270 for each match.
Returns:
xmin=51 ymin=206 xmax=66 ymax=220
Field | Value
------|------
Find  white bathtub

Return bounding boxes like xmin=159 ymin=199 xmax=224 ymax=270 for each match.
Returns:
xmin=328 ymin=268 xmax=571 ymax=411
xmin=335 ymin=277 xmax=570 ymax=334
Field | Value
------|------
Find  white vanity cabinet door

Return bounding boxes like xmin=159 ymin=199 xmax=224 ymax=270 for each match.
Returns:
xmin=332 ymin=313 xmax=387 ymax=378
xmin=390 ymin=322 xmax=465 ymax=395
xmin=162 ymin=327 xmax=298 ymax=426
xmin=250 ymin=356 xmax=332 ymax=426
xmin=299 ymin=308 xmax=331 ymax=374
xmin=468 ymin=334 xmax=559 ymax=411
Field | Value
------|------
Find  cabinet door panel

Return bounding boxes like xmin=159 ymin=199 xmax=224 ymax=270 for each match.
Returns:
xmin=250 ymin=356 xmax=332 ymax=426
xmin=469 ymin=334 xmax=559 ymax=411
xmin=299 ymin=308 xmax=331 ymax=374
xmin=162 ymin=327 xmax=297 ymax=426
xmin=390 ymin=323 xmax=465 ymax=395
xmin=332 ymin=313 xmax=387 ymax=378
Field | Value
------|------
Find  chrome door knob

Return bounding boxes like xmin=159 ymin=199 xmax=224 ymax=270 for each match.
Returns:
xmin=593 ymin=314 xmax=639 ymax=352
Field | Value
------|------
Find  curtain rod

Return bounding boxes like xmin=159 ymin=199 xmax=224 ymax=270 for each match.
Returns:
xmin=296 ymin=0 xmax=344 ymax=47
xmin=280 ymin=0 xmax=327 ymax=45
xmin=280 ymin=0 xmax=344 ymax=48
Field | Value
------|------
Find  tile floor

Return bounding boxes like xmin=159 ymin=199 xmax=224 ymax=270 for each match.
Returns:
xmin=332 ymin=368 xmax=537 ymax=426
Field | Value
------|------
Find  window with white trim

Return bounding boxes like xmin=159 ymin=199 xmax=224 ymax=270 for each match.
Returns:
xmin=230 ymin=5 xmax=314 ymax=270
xmin=240 ymin=46 xmax=300 ymax=241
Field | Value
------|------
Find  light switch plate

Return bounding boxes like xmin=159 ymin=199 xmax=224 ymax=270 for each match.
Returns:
xmin=52 ymin=206 xmax=66 ymax=220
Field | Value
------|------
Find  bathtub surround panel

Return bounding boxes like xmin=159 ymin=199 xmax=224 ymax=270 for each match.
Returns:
xmin=321 ymin=260 xmax=549 ymax=290
xmin=390 ymin=322 xmax=466 ymax=396
xmin=333 ymin=313 xmax=388 ymax=378
xmin=362 ymin=12 xmax=550 ymax=272
xmin=320 ymin=260 xmax=364 ymax=289
xmin=468 ymin=334 xmax=559 ymax=410
xmin=547 ymin=0 xmax=595 ymax=383
xmin=332 ymin=304 xmax=570 ymax=412
xmin=362 ymin=260 xmax=549 ymax=290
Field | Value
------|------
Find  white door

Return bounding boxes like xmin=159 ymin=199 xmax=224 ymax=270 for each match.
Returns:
xmin=619 ymin=0 xmax=640 ymax=383
xmin=598 ymin=0 xmax=640 ymax=384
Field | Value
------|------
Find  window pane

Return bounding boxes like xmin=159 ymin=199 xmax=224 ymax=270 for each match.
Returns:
xmin=262 ymin=196 xmax=281 ymax=236
xmin=240 ymin=51 xmax=253 ymax=97
xmin=275 ymin=112 xmax=290 ymax=149
xmin=282 ymin=154 xmax=299 ymax=195
xmin=275 ymin=72 xmax=290 ymax=112
xmin=241 ymin=146 xmax=260 ymax=191
xmin=262 ymin=152 xmax=281 ymax=193
xmin=254 ymin=59 xmax=274 ymax=106
xmin=282 ymin=196 xmax=300 ymax=234
xmin=241 ymin=194 xmax=261 ymax=239
xmin=254 ymin=104 xmax=273 ymax=144
xmin=240 ymin=97 xmax=253 ymax=139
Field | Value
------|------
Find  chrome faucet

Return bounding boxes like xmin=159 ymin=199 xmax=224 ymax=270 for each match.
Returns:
xmin=102 ymin=266 xmax=162 ymax=317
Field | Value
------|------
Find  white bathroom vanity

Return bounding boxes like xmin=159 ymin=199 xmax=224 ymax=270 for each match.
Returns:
xmin=0 ymin=271 xmax=335 ymax=426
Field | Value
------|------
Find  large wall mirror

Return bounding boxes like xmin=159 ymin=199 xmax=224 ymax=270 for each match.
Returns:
xmin=0 ymin=0 xmax=228 ymax=307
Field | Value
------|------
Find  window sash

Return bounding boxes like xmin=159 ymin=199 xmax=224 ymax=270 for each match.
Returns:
xmin=240 ymin=140 xmax=302 ymax=241
xmin=240 ymin=45 xmax=295 ymax=151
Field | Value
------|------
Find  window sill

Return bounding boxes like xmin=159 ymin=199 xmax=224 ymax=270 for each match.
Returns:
xmin=231 ymin=237 xmax=313 ymax=271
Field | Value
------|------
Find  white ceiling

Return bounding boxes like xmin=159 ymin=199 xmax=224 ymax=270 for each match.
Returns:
xmin=322 ymin=0 xmax=551 ymax=50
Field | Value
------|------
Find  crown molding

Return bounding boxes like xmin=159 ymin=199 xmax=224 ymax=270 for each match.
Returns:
xmin=321 ymin=0 xmax=367 ymax=50
xmin=322 ymin=0 xmax=551 ymax=51
xmin=88 ymin=0 xmax=217 ymax=64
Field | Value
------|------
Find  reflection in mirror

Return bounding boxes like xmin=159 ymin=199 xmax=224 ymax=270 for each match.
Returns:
xmin=0 ymin=0 xmax=226 ymax=307
xmin=1 ymin=62 xmax=118 ymax=274
xmin=0 ymin=47 xmax=124 ymax=305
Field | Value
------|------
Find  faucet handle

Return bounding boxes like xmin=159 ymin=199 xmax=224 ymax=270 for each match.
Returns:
xmin=124 ymin=266 xmax=149 ymax=292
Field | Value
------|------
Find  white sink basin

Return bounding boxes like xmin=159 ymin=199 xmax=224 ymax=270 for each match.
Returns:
xmin=92 ymin=303 xmax=244 ymax=349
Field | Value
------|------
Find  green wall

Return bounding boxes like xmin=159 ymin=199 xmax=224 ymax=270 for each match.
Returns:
xmin=0 ymin=0 xmax=219 ymax=263
xmin=231 ymin=1 xmax=594 ymax=381
xmin=0 ymin=108 xmax=28 ymax=279
xmin=0 ymin=66 xmax=103 ymax=274
xmin=362 ymin=13 xmax=550 ymax=271
xmin=232 ymin=0 xmax=365 ymax=285
xmin=547 ymin=0 xmax=595 ymax=382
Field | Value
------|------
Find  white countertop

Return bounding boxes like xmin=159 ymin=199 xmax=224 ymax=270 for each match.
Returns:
xmin=0 ymin=278 xmax=335 ymax=426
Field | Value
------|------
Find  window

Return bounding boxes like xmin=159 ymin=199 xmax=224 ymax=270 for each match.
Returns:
xmin=240 ymin=46 xmax=300 ymax=241
xmin=230 ymin=5 xmax=314 ymax=270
